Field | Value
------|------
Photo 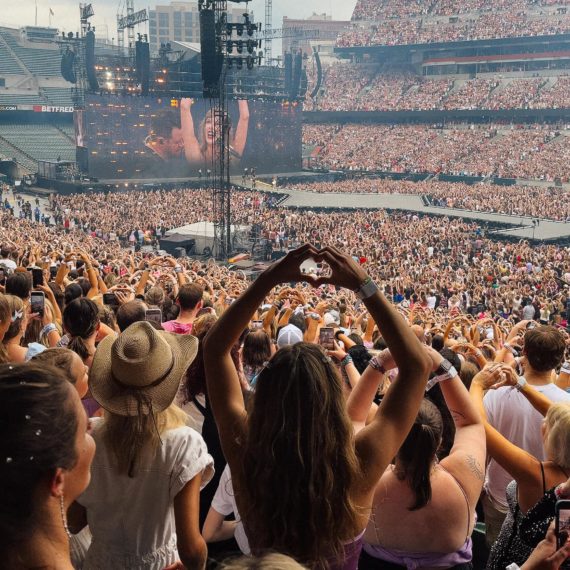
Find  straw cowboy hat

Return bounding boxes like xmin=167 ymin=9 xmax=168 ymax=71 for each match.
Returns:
xmin=90 ymin=321 xmax=198 ymax=416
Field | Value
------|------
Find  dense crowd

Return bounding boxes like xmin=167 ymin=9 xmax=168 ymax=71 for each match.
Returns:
xmin=288 ymin=178 xmax=570 ymax=221
xmin=303 ymin=123 xmax=570 ymax=183
xmin=1 ymin=184 xmax=570 ymax=570
xmin=308 ymin=68 xmax=570 ymax=113
xmin=338 ymin=2 xmax=570 ymax=47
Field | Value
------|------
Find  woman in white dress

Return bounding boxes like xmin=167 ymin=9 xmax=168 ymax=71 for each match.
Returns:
xmin=72 ymin=321 xmax=214 ymax=570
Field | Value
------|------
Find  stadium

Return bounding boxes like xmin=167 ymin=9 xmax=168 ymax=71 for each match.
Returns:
xmin=1 ymin=2 xmax=570 ymax=570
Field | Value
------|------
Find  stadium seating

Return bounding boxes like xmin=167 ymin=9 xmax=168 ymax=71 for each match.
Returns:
xmin=0 ymin=28 xmax=61 ymax=77
xmin=0 ymin=42 xmax=24 ymax=75
xmin=0 ymin=124 xmax=75 ymax=167
xmin=42 ymin=87 xmax=75 ymax=107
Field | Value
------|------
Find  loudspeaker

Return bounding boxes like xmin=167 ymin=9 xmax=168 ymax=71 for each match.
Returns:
xmin=310 ymin=48 xmax=323 ymax=99
xmin=200 ymin=9 xmax=222 ymax=98
xmin=61 ymin=49 xmax=76 ymax=84
xmin=135 ymin=40 xmax=150 ymax=96
xmin=85 ymin=30 xmax=99 ymax=91
xmin=76 ymin=146 xmax=89 ymax=173
xmin=284 ymin=52 xmax=292 ymax=95
xmin=291 ymin=51 xmax=302 ymax=99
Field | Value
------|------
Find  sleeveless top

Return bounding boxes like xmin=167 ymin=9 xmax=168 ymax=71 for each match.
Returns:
xmin=363 ymin=465 xmax=473 ymax=569
xmin=488 ymin=463 xmax=570 ymax=570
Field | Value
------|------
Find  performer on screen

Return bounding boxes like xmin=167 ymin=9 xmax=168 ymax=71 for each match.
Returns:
xmin=179 ymin=98 xmax=250 ymax=166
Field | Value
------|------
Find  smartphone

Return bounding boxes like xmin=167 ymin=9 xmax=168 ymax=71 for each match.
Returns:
xmin=319 ymin=327 xmax=335 ymax=351
xmin=28 ymin=267 xmax=44 ymax=288
xmin=556 ymin=500 xmax=570 ymax=568
xmin=251 ymin=320 xmax=263 ymax=330
xmin=50 ymin=266 xmax=58 ymax=279
xmin=145 ymin=308 xmax=162 ymax=326
xmin=103 ymin=292 xmax=118 ymax=307
xmin=30 ymin=291 xmax=45 ymax=317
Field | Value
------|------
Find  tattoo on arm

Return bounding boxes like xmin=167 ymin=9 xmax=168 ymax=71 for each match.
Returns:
xmin=449 ymin=409 xmax=466 ymax=424
xmin=466 ymin=454 xmax=485 ymax=481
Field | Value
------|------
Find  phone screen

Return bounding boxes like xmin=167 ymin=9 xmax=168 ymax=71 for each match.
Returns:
xmin=30 ymin=292 xmax=45 ymax=317
xmin=251 ymin=320 xmax=263 ymax=330
xmin=32 ymin=268 xmax=44 ymax=288
xmin=319 ymin=327 xmax=335 ymax=351
xmin=103 ymin=293 xmax=118 ymax=307
xmin=145 ymin=309 xmax=162 ymax=325
xmin=556 ymin=502 xmax=570 ymax=562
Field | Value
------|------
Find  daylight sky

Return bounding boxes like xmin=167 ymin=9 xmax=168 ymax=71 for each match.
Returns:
xmin=1 ymin=0 xmax=356 ymax=41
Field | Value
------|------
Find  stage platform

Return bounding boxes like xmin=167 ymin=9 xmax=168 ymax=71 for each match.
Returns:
xmin=239 ymin=181 xmax=570 ymax=244
xmin=163 ymin=221 xmax=252 ymax=256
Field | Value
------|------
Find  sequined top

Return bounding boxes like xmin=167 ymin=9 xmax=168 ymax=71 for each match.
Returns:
xmin=486 ymin=481 xmax=533 ymax=570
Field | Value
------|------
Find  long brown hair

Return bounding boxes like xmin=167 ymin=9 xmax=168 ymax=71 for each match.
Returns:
xmin=240 ymin=343 xmax=360 ymax=567
xmin=396 ymin=398 xmax=443 ymax=511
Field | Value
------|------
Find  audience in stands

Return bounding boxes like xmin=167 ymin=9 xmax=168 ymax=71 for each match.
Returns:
xmin=2 ymin=184 xmax=570 ymax=568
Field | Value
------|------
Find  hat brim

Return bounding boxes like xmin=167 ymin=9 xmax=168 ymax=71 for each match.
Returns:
xmin=90 ymin=331 xmax=198 ymax=417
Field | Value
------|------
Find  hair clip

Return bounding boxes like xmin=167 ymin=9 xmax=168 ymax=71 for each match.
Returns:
xmin=262 ymin=361 xmax=272 ymax=370
xmin=322 ymin=355 xmax=333 ymax=365
xmin=11 ymin=309 xmax=23 ymax=322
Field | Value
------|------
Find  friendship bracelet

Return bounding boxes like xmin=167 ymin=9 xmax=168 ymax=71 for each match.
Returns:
xmin=341 ymin=355 xmax=353 ymax=368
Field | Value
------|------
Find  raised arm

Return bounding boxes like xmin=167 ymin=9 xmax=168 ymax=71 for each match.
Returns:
xmin=180 ymin=98 xmax=203 ymax=164
xmin=424 ymin=346 xmax=486 ymax=507
xmin=469 ymin=365 xmax=550 ymax=487
xmin=204 ymin=245 xmax=320 ymax=466
xmin=316 ymin=246 xmax=431 ymax=493
xmin=232 ymin=100 xmax=250 ymax=158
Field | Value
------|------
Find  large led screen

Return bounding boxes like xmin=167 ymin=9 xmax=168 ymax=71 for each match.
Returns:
xmin=80 ymin=95 xmax=302 ymax=179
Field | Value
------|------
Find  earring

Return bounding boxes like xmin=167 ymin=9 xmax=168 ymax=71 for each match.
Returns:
xmin=59 ymin=494 xmax=72 ymax=539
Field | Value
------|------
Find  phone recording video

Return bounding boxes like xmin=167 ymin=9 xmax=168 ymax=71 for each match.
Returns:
xmin=556 ymin=500 xmax=570 ymax=568
xmin=28 ymin=267 xmax=44 ymax=288
xmin=319 ymin=327 xmax=335 ymax=351
xmin=103 ymin=293 xmax=119 ymax=307
xmin=251 ymin=320 xmax=263 ymax=330
xmin=30 ymin=291 xmax=45 ymax=318
xmin=144 ymin=308 xmax=162 ymax=326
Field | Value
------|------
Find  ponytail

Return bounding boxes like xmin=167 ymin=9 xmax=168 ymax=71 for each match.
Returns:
xmin=396 ymin=399 xmax=443 ymax=511
xmin=68 ymin=336 xmax=92 ymax=362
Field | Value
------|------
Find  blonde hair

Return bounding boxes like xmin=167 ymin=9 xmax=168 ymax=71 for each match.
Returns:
xmin=102 ymin=403 xmax=187 ymax=477
xmin=0 ymin=293 xmax=10 ymax=363
xmin=3 ymin=295 xmax=24 ymax=342
xmin=545 ymin=402 xmax=570 ymax=470
xmin=221 ymin=554 xmax=308 ymax=570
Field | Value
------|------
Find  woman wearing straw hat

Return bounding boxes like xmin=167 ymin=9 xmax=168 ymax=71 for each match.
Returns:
xmin=71 ymin=321 xmax=214 ymax=570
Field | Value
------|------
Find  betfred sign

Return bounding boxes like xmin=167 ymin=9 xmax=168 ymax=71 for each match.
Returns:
xmin=33 ymin=105 xmax=74 ymax=113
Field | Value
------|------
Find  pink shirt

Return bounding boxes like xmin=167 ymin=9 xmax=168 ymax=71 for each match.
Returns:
xmin=162 ymin=320 xmax=193 ymax=335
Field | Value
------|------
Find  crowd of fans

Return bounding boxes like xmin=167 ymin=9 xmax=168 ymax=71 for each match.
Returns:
xmin=1 ymin=183 xmax=570 ymax=569
xmin=308 ymin=67 xmax=570 ymax=113
xmin=338 ymin=1 xmax=570 ymax=47
xmin=304 ymin=123 xmax=570 ymax=182
xmin=289 ymin=178 xmax=570 ymax=221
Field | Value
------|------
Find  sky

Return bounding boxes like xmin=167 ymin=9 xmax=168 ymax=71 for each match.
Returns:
xmin=0 ymin=0 xmax=357 ymax=42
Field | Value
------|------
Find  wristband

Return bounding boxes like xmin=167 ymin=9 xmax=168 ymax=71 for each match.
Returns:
xmin=426 ymin=366 xmax=458 ymax=391
xmin=355 ymin=277 xmax=378 ymax=300
xmin=514 ymin=376 xmax=527 ymax=392
xmin=341 ymin=355 xmax=353 ymax=368
xmin=40 ymin=323 xmax=57 ymax=338
xmin=368 ymin=356 xmax=386 ymax=374
xmin=503 ymin=343 xmax=519 ymax=356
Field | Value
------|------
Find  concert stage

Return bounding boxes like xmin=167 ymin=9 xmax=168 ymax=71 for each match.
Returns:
xmin=162 ymin=221 xmax=252 ymax=257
